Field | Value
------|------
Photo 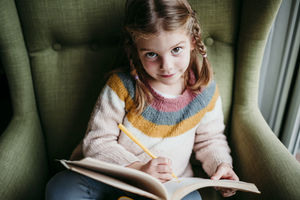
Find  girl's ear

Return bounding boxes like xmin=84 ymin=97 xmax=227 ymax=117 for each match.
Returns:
xmin=190 ymin=36 xmax=196 ymax=51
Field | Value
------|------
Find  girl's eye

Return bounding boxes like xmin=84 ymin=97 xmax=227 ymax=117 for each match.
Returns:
xmin=171 ymin=47 xmax=183 ymax=55
xmin=145 ymin=52 xmax=158 ymax=59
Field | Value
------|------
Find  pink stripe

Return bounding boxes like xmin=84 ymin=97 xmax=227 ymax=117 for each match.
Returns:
xmin=145 ymin=71 xmax=202 ymax=112
xmin=150 ymin=89 xmax=198 ymax=112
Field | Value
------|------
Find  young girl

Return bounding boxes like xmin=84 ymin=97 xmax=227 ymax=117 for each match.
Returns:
xmin=46 ymin=0 xmax=239 ymax=199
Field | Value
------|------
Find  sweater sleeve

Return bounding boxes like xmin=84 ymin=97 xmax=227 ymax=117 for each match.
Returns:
xmin=193 ymin=95 xmax=232 ymax=177
xmin=82 ymin=75 xmax=140 ymax=166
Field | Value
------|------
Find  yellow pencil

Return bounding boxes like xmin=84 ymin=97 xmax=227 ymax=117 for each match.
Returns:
xmin=118 ymin=124 xmax=178 ymax=179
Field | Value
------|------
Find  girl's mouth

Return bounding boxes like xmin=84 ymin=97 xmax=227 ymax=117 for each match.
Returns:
xmin=160 ymin=73 xmax=175 ymax=78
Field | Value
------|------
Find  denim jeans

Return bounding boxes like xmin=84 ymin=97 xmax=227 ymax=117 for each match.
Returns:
xmin=46 ymin=170 xmax=202 ymax=200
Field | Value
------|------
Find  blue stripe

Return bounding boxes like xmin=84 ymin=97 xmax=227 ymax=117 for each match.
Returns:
xmin=117 ymin=72 xmax=136 ymax=98
xmin=116 ymin=72 xmax=217 ymax=125
xmin=141 ymin=81 xmax=216 ymax=125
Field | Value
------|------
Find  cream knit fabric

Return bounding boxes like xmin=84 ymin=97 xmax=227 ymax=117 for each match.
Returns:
xmin=76 ymin=72 xmax=232 ymax=177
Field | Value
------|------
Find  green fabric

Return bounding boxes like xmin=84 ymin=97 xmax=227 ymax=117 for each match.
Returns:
xmin=230 ymin=0 xmax=300 ymax=199
xmin=232 ymin=106 xmax=300 ymax=200
xmin=2 ymin=0 xmax=299 ymax=200
xmin=0 ymin=0 xmax=48 ymax=199
xmin=0 ymin=114 xmax=48 ymax=199
xmin=189 ymin=0 xmax=241 ymax=124
xmin=14 ymin=0 xmax=125 ymax=172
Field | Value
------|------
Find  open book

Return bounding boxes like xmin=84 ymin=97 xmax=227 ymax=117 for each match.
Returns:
xmin=60 ymin=157 xmax=260 ymax=200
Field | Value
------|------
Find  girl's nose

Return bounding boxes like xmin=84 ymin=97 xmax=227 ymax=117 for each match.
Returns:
xmin=160 ymin=56 xmax=172 ymax=71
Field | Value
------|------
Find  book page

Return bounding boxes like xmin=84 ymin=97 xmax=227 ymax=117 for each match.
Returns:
xmin=61 ymin=158 xmax=168 ymax=199
xmin=61 ymin=158 xmax=260 ymax=200
xmin=68 ymin=164 xmax=160 ymax=199
xmin=163 ymin=177 xmax=260 ymax=200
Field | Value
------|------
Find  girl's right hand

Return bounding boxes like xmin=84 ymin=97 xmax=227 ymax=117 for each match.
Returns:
xmin=127 ymin=157 xmax=173 ymax=183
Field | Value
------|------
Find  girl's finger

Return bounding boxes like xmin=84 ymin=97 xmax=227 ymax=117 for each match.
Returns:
xmin=158 ymin=173 xmax=173 ymax=182
xmin=211 ymin=167 xmax=226 ymax=180
xmin=216 ymin=187 xmax=237 ymax=196
xmin=156 ymin=164 xmax=172 ymax=173
xmin=221 ymin=189 xmax=237 ymax=197
xmin=154 ymin=157 xmax=171 ymax=165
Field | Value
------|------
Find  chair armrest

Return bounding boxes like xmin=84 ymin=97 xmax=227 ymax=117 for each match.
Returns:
xmin=0 ymin=113 xmax=48 ymax=200
xmin=231 ymin=105 xmax=300 ymax=200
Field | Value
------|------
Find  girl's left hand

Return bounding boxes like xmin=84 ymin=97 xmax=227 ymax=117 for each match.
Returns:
xmin=210 ymin=163 xmax=239 ymax=197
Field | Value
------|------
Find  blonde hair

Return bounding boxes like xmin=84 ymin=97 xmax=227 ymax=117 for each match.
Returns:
xmin=123 ymin=0 xmax=212 ymax=113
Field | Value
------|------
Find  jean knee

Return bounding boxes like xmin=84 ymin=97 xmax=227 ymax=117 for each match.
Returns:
xmin=46 ymin=170 xmax=125 ymax=200
xmin=46 ymin=170 xmax=88 ymax=200
xmin=182 ymin=190 xmax=202 ymax=200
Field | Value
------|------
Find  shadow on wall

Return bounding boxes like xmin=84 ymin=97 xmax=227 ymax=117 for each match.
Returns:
xmin=0 ymin=62 xmax=12 ymax=134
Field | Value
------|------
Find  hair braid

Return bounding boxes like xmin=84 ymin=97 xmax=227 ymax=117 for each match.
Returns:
xmin=129 ymin=60 xmax=153 ymax=114
xmin=187 ymin=15 xmax=212 ymax=90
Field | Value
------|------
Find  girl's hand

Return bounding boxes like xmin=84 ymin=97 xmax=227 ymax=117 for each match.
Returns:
xmin=127 ymin=157 xmax=173 ymax=183
xmin=211 ymin=163 xmax=239 ymax=197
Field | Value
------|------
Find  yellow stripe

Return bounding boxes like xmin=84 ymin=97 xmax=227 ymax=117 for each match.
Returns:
xmin=107 ymin=74 xmax=136 ymax=111
xmin=107 ymin=74 xmax=128 ymax=102
xmin=127 ymin=87 xmax=220 ymax=138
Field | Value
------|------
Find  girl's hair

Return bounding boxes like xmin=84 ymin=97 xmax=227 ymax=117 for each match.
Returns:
xmin=123 ymin=0 xmax=212 ymax=113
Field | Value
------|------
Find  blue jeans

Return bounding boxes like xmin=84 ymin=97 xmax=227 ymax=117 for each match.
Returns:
xmin=46 ymin=170 xmax=202 ymax=200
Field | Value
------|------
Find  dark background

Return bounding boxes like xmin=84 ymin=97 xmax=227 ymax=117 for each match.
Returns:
xmin=0 ymin=62 xmax=12 ymax=135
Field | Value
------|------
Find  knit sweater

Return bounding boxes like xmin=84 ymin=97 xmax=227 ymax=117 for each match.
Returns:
xmin=81 ymin=72 xmax=232 ymax=177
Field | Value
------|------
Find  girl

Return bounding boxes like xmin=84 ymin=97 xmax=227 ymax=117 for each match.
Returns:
xmin=46 ymin=0 xmax=239 ymax=199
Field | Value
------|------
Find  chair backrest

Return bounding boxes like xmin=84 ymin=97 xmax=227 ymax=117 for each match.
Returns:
xmin=15 ymin=0 xmax=127 ymax=166
xmin=1 ymin=0 xmax=280 ymax=174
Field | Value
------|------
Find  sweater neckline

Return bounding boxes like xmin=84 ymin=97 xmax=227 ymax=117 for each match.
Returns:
xmin=152 ymin=87 xmax=180 ymax=99
xmin=145 ymin=80 xmax=193 ymax=103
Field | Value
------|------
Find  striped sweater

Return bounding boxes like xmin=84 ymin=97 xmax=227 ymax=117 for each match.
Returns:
xmin=81 ymin=72 xmax=232 ymax=177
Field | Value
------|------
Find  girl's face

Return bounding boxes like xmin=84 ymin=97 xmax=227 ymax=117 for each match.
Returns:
xmin=136 ymin=29 xmax=195 ymax=95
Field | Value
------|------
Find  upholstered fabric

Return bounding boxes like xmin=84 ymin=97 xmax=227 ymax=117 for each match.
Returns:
xmin=15 ymin=0 xmax=126 ymax=167
xmin=1 ymin=0 xmax=300 ymax=200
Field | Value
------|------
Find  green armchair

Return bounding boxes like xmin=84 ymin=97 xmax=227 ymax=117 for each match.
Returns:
xmin=1 ymin=0 xmax=300 ymax=199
